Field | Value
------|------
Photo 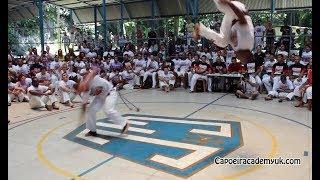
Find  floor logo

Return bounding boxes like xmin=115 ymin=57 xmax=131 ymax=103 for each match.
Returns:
xmin=64 ymin=114 xmax=243 ymax=178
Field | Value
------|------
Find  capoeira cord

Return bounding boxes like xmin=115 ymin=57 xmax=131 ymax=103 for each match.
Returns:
xmin=118 ymin=91 xmax=140 ymax=112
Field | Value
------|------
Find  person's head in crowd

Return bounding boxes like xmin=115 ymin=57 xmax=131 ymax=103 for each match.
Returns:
xmin=137 ymin=53 xmax=142 ymax=60
xmin=231 ymin=57 xmax=237 ymax=64
xmin=100 ymin=69 xmax=106 ymax=78
xmin=289 ymin=54 xmax=295 ymax=62
xmin=85 ymin=63 xmax=91 ymax=70
xmin=157 ymin=52 xmax=162 ymax=59
xmin=54 ymin=55 xmax=59 ymax=62
xmin=58 ymin=49 xmax=63 ymax=56
xmin=40 ymin=66 xmax=47 ymax=75
xmin=17 ymin=58 xmax=24 ymax=67
xmin=33 ymin=48 xmax=38 ymax=55
xmin=143 ymin=52 xmax=148 ymax=60
xmin=41 ymin=56 xmax=47 ymax=63
xmin=150 ymin=54 xmax=155 ymax=61
xmin=18 ymin=74 xmax=27 ymax=83
xmin=304 ymin=27 xmax=309 ymax=34
xmin=283 ymin=20 xmax=289 ymax=26
xmin=123 ymin=54 xmax=129 ymax=61
xmin=174 ymin=52 xmax=179 ymax=60
xmin=304 ymin=44 xmax=311 ymax=52
xmin=79 ymin=52 xmax=85 ymax=59
xmin=28 ymin=48 xmax=33 ymax=54
xmin=270 ymin=53 xmax=276 ymax=61
xmin=61 ymin=63 xmax=68 ymax=72
xmin=114 ymin=55 xmax=119 ymax=62
xmin=256 ymin=45 xmax=262 ymax=52
xmin=181 ymin=52 xmax=187 ymax=60
xmin=46 ymin=45 xmax=50 ymax=53
xmin=276 ymin=54 xmax=284 ymax=63
xmin=8 ymin=61 xmax=13 ymax=68
xmin=125 ymin=45 xmax=130 ymax=51
xmin=163 ymin=66 xmax=169 ymax=74
xmin=64 ymin=55 xmax=70 ymax=62
xmin=294 ymin=55 xmax=300 ymax=64
xmin=280 ymin=74 xmax=287 ymax=84
xmin=8 ymin=75 xmax=13 ymax=83
xmin=31 ymin=77 xmax=39 ymax=87
xmin=279 ymin=44 xmax=286 ymax=51
xmin=204 ymin=47 xmax=209 ymax=53
xmin=165 ymin=54 xmax=171 ymax=61
xmin=201 ymin=55 xmax=207 ymax=63
xmin=194 ymin=54 xmax=199 ymax=61
xmin=188 ymin=52 xmax=193 ymax=60
xmin=216 ymin=56 xmax=223 ymax=64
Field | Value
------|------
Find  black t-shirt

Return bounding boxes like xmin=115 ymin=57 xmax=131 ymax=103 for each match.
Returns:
xmin=197 ymin=62 xmax=211 ymax=74
xmin=191 ymin=61 xmax=200 ymax=68
xmin=212 ymin=62 xmax=226 ymax=73
xmin=280 ymin=25 xmax=291 ymax=40
xmin=290 ymin=63 xmax=305 ymax=76
xmin=265 ymin=29 xmax=275 ymax=40
xmin=253 ymin=52 xmax=265 ymax=67
xmin=162 ymin=60 xmax=175 ymax=71
xmin=272 ymin=62 xmax=289 ymax=75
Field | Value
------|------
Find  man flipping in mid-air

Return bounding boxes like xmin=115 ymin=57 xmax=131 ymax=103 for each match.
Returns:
xmin=193 ymin=0 xmax=254 ymax=64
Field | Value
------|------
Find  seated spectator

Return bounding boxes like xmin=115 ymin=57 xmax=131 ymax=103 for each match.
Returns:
xmin=59 ymin=72 xmax=78 ymax=108
xmin=235 ymin=73 xmax=259 ymax=100
xmin=27 ymin=77 xmax=59 ymax=111
xmin=211 ymin=56 xmax=227 ymax=92
xmin=227 ymin=57 xmax=242 ymax=74
xmin=14 ymin=75 xmax=31 ymax=102
xmin=288 ymin=55 xmax=307 ymax=88
xmin=189 ymin=55 xmax=212 ymax=93
xmin=293 ymin=59 xmax=312 ymax=111
xmin=121 ymin=66 xmax=136 ymax=89
xmin=264 ymin=74 xmax=294 ymax=102
xmin=300 ymin=45 xmax=312 ymax=66
xmin=144 ymin=54 xmax=159 ymax=88
xmin=8 ymin=75 xmax=18 ymax=106
xmin=159 ymin=67 xmax=176 ymax=93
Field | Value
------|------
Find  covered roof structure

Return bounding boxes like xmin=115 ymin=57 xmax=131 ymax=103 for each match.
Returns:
xmin=8 ymin=0 xmax=312 ymax=24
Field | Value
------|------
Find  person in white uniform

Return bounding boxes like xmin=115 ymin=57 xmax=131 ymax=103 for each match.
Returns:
xmin=59 ymin=72 xmax=77 ymax=108
xmin=27 ymin=77 xmax=58 ymax=111
xmin=193 ymin=0 xmax=254 ymax=64
xmin=158 ymin=67 xmax=176 ymax=92
xmin=77 ymin=68 xmax=129 ymax=137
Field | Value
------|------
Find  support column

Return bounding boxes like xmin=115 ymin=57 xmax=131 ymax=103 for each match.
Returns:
xmin=94 ymin=6 xmax=98 ymax=40
xmin=38 ymin=0 xmax=44 ymax=52
xmin=193 ymin=0 xmax=199 ymax=23
xmin=271 ymin=0 xmax=275 ymax=23
xmin=57 ymin=6 xmax=61 ymax=50
xmin=120 ymin=0 xmax=124 ymax=34
xmin=102 ymin=0 xmax=107 ymax=51
xmin=151 ymin=0 xmax=155 ymax=31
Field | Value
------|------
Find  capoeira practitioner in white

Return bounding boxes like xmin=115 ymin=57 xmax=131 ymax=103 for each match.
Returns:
xmin=27 ymin=77 xmax=59 ymax=111
xmin=193 ymin=0 xmax=254 ymax=64
xmin=77 ymin=68 xmax=129 ymax=137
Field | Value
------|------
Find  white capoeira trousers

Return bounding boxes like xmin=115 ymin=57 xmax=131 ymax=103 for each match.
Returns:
xmin=86 ymin=90 xmax=127 ymax=132
xmin=159 ymin=80 xmax=175 ymax=88
xmin=190 ymin=74 xmax=211 ymax=92
xmin=143 ymin=71 xmax=157 ymax=88
xmin=29 ymin=94 xmax=57 ymax=109
xmin=267 ymin=91 xmax=295 ymax=100
xmin=60 ymin=91 xmax=76 ymax=103
xmin=294 ymin=85 xmax=312 ymax=103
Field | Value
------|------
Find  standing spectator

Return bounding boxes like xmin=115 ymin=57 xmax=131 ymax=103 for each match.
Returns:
xmin=254 ymin=19 xmax=266 ymax=49
xmin=280 ymin=20 xmax=292 ymax=52
xmin=62 ymin=32 xmax=70 ymax=54
xmin=265 ymin=22 xmax=275 ymax=53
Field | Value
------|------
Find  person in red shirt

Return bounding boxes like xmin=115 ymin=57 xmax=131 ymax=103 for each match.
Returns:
xmin=293 ymin=58 xmax=312 ymax=111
